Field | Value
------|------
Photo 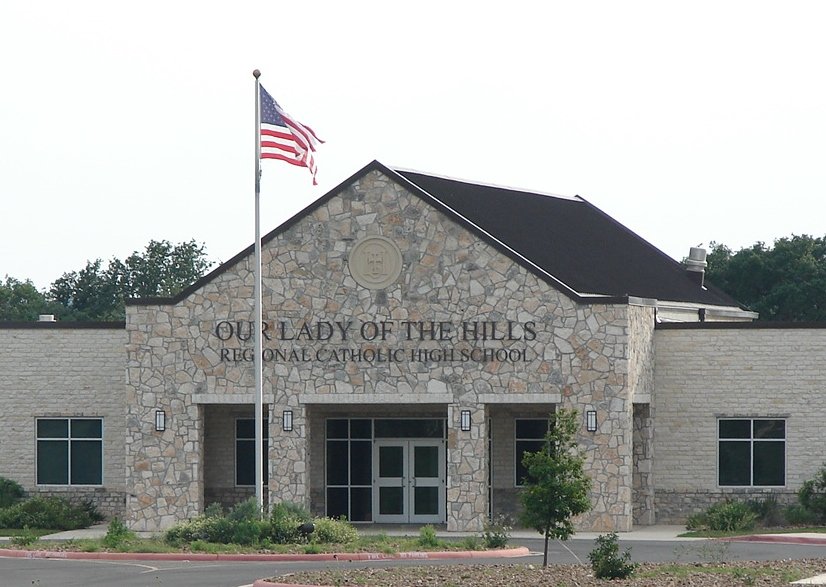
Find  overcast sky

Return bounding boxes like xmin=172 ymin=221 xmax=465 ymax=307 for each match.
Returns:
xmin=2 ymin=1 xmax=825 ymax=291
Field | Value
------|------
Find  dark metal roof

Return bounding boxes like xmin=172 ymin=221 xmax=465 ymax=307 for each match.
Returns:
xmin=126 ymin=160 xmax=743 ymax=308
xmin=395 ymin=169 xmax=742 ymax=307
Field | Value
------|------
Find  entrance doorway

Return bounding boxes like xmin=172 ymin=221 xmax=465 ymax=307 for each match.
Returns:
xmin=373 ymin=439 xmax=445 ymax=523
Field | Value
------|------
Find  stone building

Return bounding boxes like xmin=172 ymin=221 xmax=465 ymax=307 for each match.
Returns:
xmin=1 ymin=161 xmax=822 ymax=532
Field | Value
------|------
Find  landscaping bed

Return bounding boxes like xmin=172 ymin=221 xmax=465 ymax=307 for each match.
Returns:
xmin=268 ymin=559 xmax=826 ymax=587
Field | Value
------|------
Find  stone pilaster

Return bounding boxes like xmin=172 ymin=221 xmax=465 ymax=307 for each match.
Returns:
xmin=269 ymin=403 xmax=307 ymax=507
xmin=446 ymin=403 xmax=488 ymax=531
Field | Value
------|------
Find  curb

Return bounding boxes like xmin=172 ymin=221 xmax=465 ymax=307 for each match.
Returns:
xmin=0 ymin=545 xmax=529 ymax=563
xmin=722 ymin=535 xmax=826 ymax=546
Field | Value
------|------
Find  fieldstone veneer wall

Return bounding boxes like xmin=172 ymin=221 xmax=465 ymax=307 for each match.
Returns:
xmin=125 ymin=169 xmax=640 ymax=532
xmin=654 ymin=325 xmax=826 ymax=523
xmin=0 ymin=326 xmax=127 ymax=519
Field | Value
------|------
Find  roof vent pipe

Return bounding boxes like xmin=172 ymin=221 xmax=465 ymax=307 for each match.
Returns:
xmin=684 ymin=246 xmax=707 ymax=288
xmin=38 ymin=314 xmax=56 ymax=322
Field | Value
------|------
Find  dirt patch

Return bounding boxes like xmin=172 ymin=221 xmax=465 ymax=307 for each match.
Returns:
xmin=270 ymin=559 xmax=826 ymax=586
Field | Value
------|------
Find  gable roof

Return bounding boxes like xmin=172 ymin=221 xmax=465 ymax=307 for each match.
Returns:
xmin=395 ymin=168 xmax=742 ymax=307
xmin=128 ymin=160 xmax=743 ymax=309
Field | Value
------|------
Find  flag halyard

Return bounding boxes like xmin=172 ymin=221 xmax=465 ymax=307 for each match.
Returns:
xmin=259 ymin=85 xmax=324 ymax=184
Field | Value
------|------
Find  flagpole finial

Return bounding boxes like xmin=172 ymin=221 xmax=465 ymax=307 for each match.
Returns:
xmin=253 ymin=69 xmax=261 ymax=79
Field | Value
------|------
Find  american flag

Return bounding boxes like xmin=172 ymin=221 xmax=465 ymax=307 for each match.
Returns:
xmin=259 ymin=85 xmax=324 ymax=184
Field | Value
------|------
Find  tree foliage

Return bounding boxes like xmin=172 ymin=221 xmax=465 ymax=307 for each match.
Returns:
xmin=0 ymin=276 xmax=62 ymax=321
xmin=706 ymin=235 xmax=826 ymax=321
xmin=519 ymin=408 xmax=592 ymax=567
xmin=1 ymin=239 xmax=212 ymax=322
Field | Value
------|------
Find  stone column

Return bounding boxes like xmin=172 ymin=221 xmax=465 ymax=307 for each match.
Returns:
xmin=269 ymin=403 xmax=307 ymax=508
xmin=446 ymin=403 xmax=488 ymax=531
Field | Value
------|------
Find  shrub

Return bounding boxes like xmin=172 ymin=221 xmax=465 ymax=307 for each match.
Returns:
xmin=799 ymin=464 xmax=826 ymax=523
xmin=588 ymin=532 xmax=637 ymax=580
xmin=784 ymin=504 xmax=820 ymax=526
xmin=747 ymin=495 xmax=784 ymax=527
xmin=685 ymin=511 xmax=707 ymax=531
xmin=308 ymin=517 xmax=358 ymax=544
xmin=0 ymin=477 xmax=25 ymax=509
xmin=270 ymin=501 xmax=312 ymax=524
xmin=227 ymin=497 xmax=261 ymax=523
xmin=268 ymin=514 xmax=305 ymax=544
xmin=102 ymin=518 xmax=136 ymax=549
xmin=165 ymin=515 xmax=236 ymax=545
xmin=203 ymin=502 xmax=224 ymax=518
xmin=688 ymin=500 xmax=758 ymax=532
xmin=269 ymin=502 xmax=312 ymax=544
xmin=417 ymin=524 xmax=439 ymax=548
xmin=482 ymin=514 xmax=512 ymax=549
xmin=230 ymin=519 xmax=268 ymax=545
xmin=0 ymin=496 xmax=99 ymax=530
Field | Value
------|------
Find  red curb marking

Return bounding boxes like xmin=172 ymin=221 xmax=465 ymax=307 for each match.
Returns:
xmin=722 ymin=535 xmax=826 ymax=546
xmin=0 ymin=546 xmax=530 ymax=563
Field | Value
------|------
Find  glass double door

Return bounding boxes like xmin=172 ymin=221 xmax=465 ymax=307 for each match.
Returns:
xmin=373 ymin=439 xmax=445 ymax=523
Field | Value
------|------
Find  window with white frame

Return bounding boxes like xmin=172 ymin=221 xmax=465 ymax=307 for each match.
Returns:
xmin=515 ymin=418 xmax=549 ymax=486
xmin=36 ymin=418 xmax=103 ymax=485
xmin=718 ymin=418 xmax=785 ymax=486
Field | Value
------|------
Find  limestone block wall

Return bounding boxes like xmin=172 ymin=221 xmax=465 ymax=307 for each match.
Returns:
xmin=628 ymin=304 xmax=656 ymax=525
xmin=654 ymin=324 xmax=826 ymax=523
xmin=0 ymin=325 xmax=126 ymax=519
xmin=203 ymin=404 xmax=257 ymax=511
xmin=125 ymin=168 xmax=638 ymax=532
xmin=488 ymin=404 xmax=554 ymax=521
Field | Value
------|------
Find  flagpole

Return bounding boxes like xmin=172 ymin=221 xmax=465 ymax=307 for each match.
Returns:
xmin=252 ymin=69 xmax=264 ymax=516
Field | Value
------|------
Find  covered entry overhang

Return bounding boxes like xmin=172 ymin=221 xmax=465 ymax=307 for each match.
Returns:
xmin=198 ymin=392 xmax=567 ymax=531
xmin=305 ymin=396 xmax=453 ymax=525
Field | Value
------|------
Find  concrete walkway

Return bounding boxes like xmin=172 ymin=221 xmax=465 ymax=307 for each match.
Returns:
xmin=5 ymin=523 xmax=826 ymax=544
xmin=3 ymin=523 xmax=702 ymax=542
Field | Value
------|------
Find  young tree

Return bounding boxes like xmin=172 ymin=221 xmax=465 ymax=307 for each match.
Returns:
xmin=520 ymin=408 xmax=592 ymax=567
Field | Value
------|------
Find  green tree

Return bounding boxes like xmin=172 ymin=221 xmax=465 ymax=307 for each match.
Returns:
xmin=0 ymin=276 xmax=62 ymax=321
xmin=109 ymin=239 xmax=212 ymax=299
xmin=519 ymin=408 xmax=592 ymax=567
xmin=48 ymin=239 xmax=212 ymax=321
xmin=706 ymin=235 xmax=826 ymax=321
xmin=49 ymin=259 xmax=122 ymax=321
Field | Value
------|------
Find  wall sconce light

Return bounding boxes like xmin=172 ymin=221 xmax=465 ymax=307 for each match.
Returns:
xmin=282 ymin=410 xmax=293 ymax=432
xmin=154 ymin=410 xmax=166 ymax=432
xmin=460 ymin=410 xmax=471 ymax=432
xmin=586 ymin=410 xmax=597 ymax=432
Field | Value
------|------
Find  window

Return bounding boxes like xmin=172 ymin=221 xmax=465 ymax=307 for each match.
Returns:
xmin=326 ymin=418 xmax=373 ymax=521
xmin=718 ymin=419 xmax=785 ymax=486
xmin=236 ymin=419 xmax=269 ymax=487
xmin=36 ymin=418 xmax=102 ymax=485
xmin=515 ymin=418 xmax=549 ymax=486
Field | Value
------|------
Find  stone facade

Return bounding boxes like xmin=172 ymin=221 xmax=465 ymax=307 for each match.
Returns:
xmin=124 ymin=168 xmax=642 ymax=532
xmin=0 ymin=325 xmax=127 ymax=519
xmin=653 ymin=324 xmax=826 ymax=523
xmin=11 ymin=169 xmax=819 ymax=534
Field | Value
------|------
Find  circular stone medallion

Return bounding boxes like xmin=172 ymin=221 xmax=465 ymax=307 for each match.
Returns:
xmin=348 ymin=236 xmax=403 ymax=290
